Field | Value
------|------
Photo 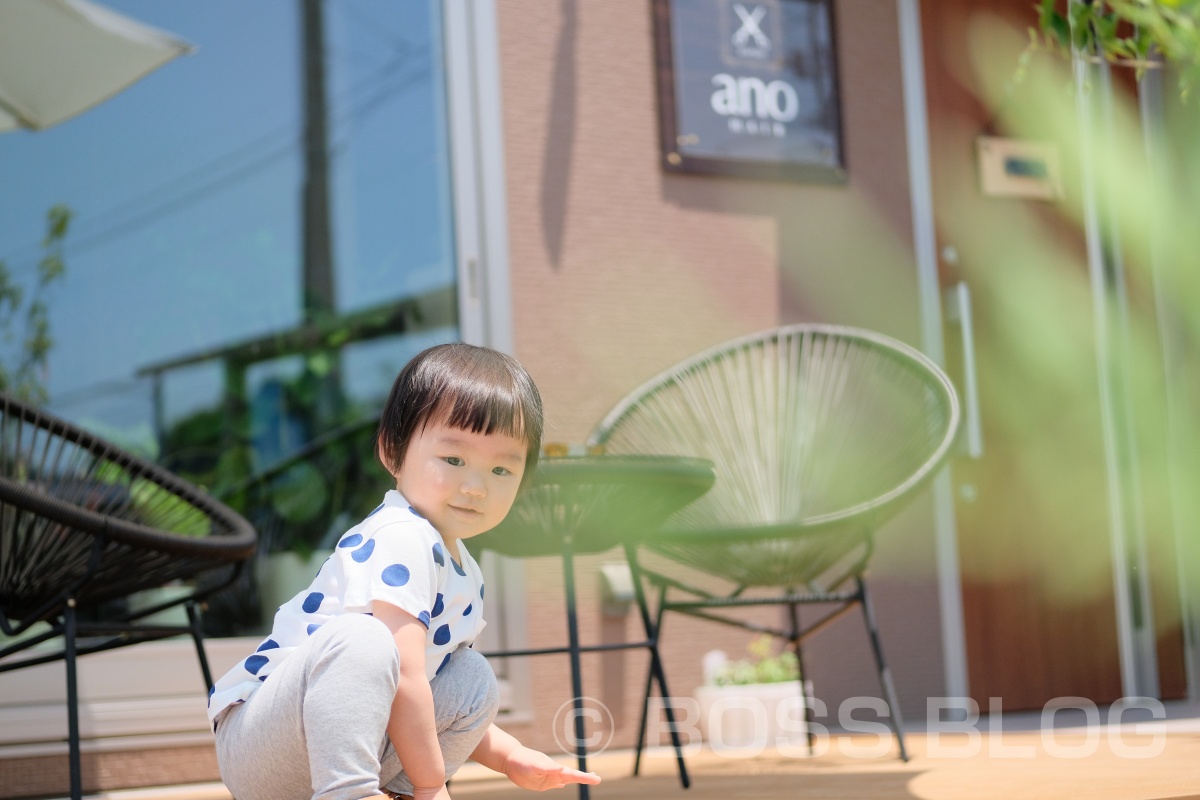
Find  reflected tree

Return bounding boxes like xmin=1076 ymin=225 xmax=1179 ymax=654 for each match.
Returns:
xmin=0 ymin=204 xmax=70 ymax=405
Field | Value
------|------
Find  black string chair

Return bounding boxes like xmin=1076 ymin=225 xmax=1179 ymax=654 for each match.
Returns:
xmin=589 ymin=324 xmax=960 ymax=766
xmin=0 ymin=394 xmax=256 ymax=800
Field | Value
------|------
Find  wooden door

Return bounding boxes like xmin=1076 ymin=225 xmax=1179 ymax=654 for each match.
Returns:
xmin=917 ymin=0 xmax=1186 ymax=709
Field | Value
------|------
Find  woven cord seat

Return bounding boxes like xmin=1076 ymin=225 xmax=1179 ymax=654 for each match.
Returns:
xmin=589 ymin=324 xmax=959 ymax=765
xmin=0 ymin=393 xmax=257 ymax=800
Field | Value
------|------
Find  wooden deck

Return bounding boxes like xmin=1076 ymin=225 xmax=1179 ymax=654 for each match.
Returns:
xmin=54 ymin=705 xmax=1200 ymax=800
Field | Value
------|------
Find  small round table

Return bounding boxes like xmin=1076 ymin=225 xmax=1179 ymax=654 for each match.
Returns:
xmin=473 ymin=455 xmax=714 ymax=799
xmin=475 ymin=455 xmax=715 ymax=557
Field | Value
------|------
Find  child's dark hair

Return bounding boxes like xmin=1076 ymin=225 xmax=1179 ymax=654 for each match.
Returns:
xmin=376 ymin=343 xmax=544 ymax=487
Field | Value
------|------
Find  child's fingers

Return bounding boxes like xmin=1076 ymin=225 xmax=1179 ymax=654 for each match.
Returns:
xmin=557 ymin=769 xmax=601 ymax=785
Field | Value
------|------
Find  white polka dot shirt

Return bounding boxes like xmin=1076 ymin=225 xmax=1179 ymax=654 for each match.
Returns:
xmin=207 ymin=490 xmax=486 ymax=729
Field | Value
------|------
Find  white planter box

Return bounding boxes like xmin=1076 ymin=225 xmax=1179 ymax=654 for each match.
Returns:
xmin=695 ymin=680 xmax=809 ymax=750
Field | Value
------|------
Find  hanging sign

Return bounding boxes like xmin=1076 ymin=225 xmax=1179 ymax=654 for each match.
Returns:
xmin=654 ymin=0 xmax=845 ymax=182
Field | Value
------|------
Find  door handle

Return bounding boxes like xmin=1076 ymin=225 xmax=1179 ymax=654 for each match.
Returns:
xmin=943 ymin=281 xmax=984 ymax=459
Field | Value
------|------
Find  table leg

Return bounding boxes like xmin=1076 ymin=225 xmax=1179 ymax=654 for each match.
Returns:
xmin=560 ymin=533 xmax=591 ymax=800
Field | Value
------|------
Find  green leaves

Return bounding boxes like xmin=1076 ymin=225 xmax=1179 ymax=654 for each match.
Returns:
xmin=0 ymin=204 xmax=71 ymax=405
xmin=1040 ymin=0 xmax=1073 ymax=48
xmin=1034 ymin=0 xmax=1200 ymax=96
xmin=710 ymin=635 xmax=801 ymax=686
xmin=42 ymin=204 xmax=70 ymax=247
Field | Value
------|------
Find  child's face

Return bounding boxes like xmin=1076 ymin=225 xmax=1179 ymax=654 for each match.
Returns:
xmin=395 ymin=417 xmax=528 ymax=546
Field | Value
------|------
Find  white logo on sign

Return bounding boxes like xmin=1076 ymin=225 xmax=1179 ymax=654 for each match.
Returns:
xmin=711 ymin=73 xmax=798 ymax=123
xmin=732 ymin=4 xmax=770 ymax=57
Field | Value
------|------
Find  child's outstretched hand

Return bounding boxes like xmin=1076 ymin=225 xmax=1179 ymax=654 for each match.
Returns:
xmin=502 ymin=745 xmax=601 ymax=791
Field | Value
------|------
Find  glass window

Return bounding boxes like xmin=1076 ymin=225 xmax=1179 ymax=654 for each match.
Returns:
xmin=0 ymin=0 xmax=457 ymax=636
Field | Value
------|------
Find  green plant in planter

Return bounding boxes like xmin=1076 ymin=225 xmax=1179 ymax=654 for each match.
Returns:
xmin=709 ymin=635 xmax=800 ymax=687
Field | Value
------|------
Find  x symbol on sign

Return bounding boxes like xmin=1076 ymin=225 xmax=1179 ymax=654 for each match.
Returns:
xmin=732 ymin=4 xmax=769 ymax=49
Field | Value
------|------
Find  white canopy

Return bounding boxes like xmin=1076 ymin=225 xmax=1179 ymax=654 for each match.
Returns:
xmin=0 ymin=0 xmax=192 ymax=132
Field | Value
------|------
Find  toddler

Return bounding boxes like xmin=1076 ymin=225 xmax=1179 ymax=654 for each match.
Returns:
xmin=208 ymin=343 xmax=600 ymax=800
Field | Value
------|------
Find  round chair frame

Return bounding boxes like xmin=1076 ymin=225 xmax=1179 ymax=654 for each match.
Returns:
xmin=590 ymin=324 xmax=961 ymax=766
xmin=0 ymin=393 xmax=256 ymax=800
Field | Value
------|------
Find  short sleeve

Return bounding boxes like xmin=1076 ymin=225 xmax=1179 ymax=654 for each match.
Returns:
xmin=339 ymin=521 xmax=437 ymax=627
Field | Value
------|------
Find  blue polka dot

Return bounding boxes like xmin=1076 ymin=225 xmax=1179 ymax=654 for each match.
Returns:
xmin=307 ymin=623 xmax=322 ymax=635
xmin=382 ymin=564 xmax=411 ymax=586
xmin=338 ymin=533 xmax=363 ymax=548
xmin=408 ymin=505 xmax=424 ymax=518
xmin=208 ymin=685 xmax=215 ymax=698
xmin=418 ymin=610 xmax=431 ymax=628
xmin=258 ymin=675 xmax=268 ymax=682
xmin=451 ymin=557 xmax=466 ymax=577
xmin=433 ymin=624 xmax=451 ymax=645
xmin=245 ymin=655 xmax=269 ymax=675
xmin=302 ymin=592 xmax=324 ymax=613
xmin=480 ymin=583 xmax=485 ymax=599
xmin=352 ymin=539 xmax=376 ymax=562
xmin=462 ymin=603 xmax=472 ymax=616
xmin=366 ymin=503 xmax=385 ymax=518
xmin=431 ymin=593 xmax=444 ymax=617
xmin=256 ymin=639 xmax=279 ymax=652
xmin=432 ymin=542 xmax=444 ymax=566
xmin=436 ymin=652 xmax=452 ymax=675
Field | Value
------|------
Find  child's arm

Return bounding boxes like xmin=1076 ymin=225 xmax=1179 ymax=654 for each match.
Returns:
xmin=470 ymin=724 xmax=601 ymax=791
xmin=374 ymin=601 xmax=446 ymax=800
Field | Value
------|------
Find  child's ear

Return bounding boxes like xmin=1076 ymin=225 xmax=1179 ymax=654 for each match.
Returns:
xmin=376 ymin=440 xmax=394 ymax=474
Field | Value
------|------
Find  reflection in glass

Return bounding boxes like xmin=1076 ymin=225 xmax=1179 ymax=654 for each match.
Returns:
xmin=0 ymin=1 xmax=457 ymax=635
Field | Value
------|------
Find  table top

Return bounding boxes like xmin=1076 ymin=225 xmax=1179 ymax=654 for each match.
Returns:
xmin=472 ymin=454 xmax=715 ymax=558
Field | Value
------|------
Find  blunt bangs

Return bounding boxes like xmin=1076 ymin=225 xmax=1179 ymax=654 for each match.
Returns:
xmin=438 ymin=377 xmax=530 ymax=443
xmin=377 ymin=343 xmax=544 ymax=485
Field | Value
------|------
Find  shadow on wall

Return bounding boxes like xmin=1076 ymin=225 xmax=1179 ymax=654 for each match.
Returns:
xmin=661 ymin=172 xmax=923 ymax=341
xmin=541 ymin=0 xmax=577 ymax=270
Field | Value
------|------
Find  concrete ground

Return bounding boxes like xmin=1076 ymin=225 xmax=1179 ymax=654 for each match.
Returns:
xmin=63 ymin=706 xmax=1200 ymax=800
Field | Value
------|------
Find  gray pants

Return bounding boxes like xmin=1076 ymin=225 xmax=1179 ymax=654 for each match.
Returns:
xmin=215 ymin=614 xmax=499 ymax=800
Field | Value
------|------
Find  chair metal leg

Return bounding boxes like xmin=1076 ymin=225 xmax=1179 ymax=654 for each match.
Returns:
xmin=632 ymin=656 xmax=655 ymax=776
xmin=625 ymin=545 xmax=689 ymax=788
xmin=64 ymin=598 xmax=83 ymax=800
xmin=785 ymin=600 xmax=815 ymax=756
xmin=185 ymin=600 xmax=214 ymax=691
xmin=631 ymin=581 xmax=666 ymax=777
xmin=858 ymin=579 xmax=909 ymax=762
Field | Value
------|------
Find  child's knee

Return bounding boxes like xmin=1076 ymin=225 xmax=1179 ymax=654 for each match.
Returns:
xmin=452 ymin=648 xmax=500 ymax=712
xmin=474 ymin=651 xmax=500 ymax=704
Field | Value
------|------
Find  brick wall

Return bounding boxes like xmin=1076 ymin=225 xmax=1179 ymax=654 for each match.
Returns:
xmin=495 ymin=0 xmax=947 ymax=756
xmin=0 ymin=746 xmax=219 ymax=799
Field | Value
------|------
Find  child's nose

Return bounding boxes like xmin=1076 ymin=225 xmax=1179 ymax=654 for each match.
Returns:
xmin=461 ymin=474 xmax=487 ymax=496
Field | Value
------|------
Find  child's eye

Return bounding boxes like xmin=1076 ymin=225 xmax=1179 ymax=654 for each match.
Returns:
xmin=492 ymin=466 xmax=512 ymax=476
xmin=444 ymin=456 xmax=464 ymax=466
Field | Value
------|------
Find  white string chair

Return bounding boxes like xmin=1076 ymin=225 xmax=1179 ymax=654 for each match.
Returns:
xmin=589 ymin=324 xmax=960 ymax=765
